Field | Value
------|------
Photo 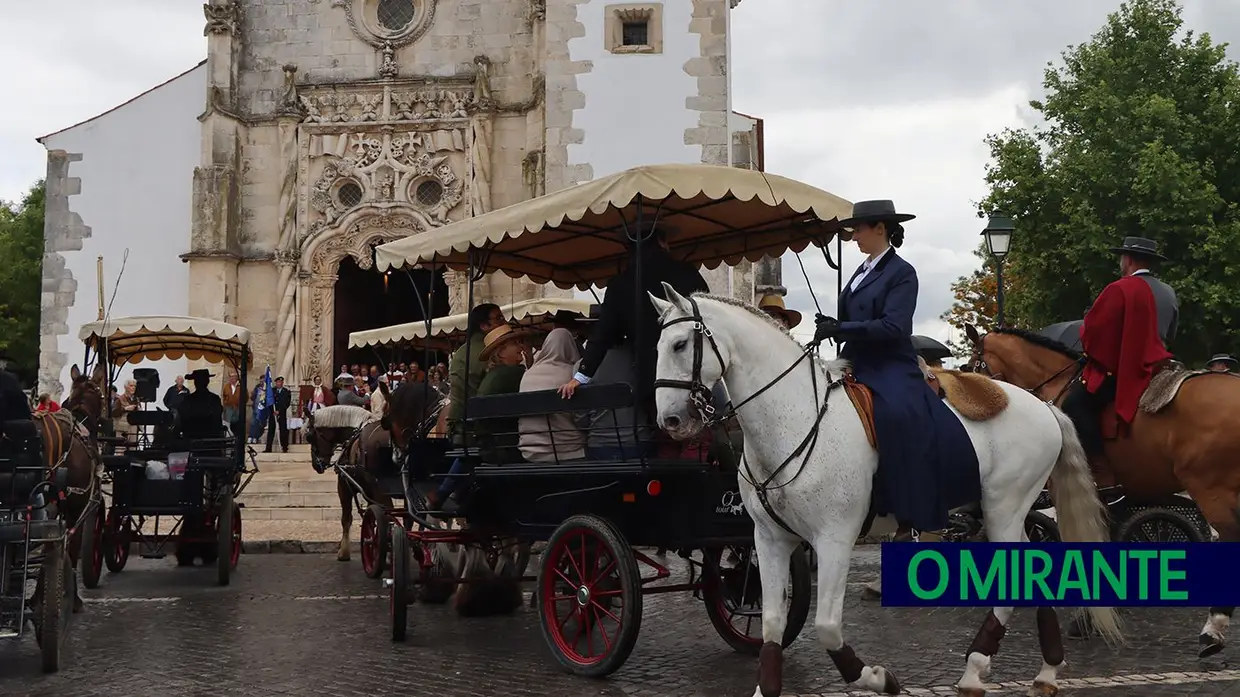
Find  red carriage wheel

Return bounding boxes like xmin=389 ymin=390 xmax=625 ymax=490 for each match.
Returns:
xmin=701 ymin=544 xmax=811 ymax=655
xmin=215 ymin=487 xmax=238 ymax=586
xmin=360 ymin=503 xmax=389 ymax=579
xmin=229 ymin=503 xmax=242 ymax=568
xmin=79 ymin=500 xmax=106 ymax=589
xmin=102 ymin=507 xmax=130 ymax=573
xmin=389 ymin=524 xmax=410 ymax=642
xmin=538 ymin=514 xmax=642 ymax=677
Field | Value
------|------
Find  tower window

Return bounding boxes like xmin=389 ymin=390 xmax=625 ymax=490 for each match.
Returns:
xmin=606 ymin=5 xmax=663 ymax=55
xmin=622 ymin=21 xmax=649 ymax=47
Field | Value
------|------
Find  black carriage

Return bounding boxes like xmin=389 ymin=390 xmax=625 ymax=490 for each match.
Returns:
xmin=344 ymin=297 xmax=598 ymax=580
xmin=371 ymin=163 xmax=854 ymax=675
xmin=0 ymin=420 xmax=73 ymax=672
xmin=77 ymin=316 xmax=258 ymax=586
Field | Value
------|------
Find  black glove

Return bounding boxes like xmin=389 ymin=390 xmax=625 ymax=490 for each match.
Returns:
xmin=813 ymin=314 xmax=841 ymax=344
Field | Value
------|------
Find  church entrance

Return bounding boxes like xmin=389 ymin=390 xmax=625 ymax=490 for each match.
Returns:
xmin=332 ymin=256 xmax=450 ymax=374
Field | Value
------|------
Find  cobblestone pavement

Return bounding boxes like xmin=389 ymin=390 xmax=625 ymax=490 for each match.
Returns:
xmin=1 ymin=549 xmax=1236 ymax=696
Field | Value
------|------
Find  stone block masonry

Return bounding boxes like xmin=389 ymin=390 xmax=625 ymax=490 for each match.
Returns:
xmin=39 ymin=150 xmax=91 ymax=397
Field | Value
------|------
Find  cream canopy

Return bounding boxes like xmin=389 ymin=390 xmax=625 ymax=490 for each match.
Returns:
xmin=348 ymin=297 xmax=596 ymax=350
xmin=374 ymin=163 xmax=852 ymax=289
xmin=79 ymin=315 xmax=252 ymax=366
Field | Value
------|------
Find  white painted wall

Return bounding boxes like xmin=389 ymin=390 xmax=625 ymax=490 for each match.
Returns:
xmin=41 ymin=64 xmax=206 ymax=402
xmin=568 ymin=0 xmax=702 ymax=178
xmin=729 ymin=110 xmax=756 ymax=136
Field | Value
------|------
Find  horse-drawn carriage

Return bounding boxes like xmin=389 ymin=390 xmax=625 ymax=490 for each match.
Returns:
xmin=368 ymin=163 xmax=853 ymax=676
xmin=74 ymin=316 xmax=258 ymax=586
xmin=313 ymin=297 xmax=599 ymax=578
xmin=0 ymin=420 xmax=74 ymax=672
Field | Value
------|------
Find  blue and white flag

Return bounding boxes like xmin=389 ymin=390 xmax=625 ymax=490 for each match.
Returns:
xmin=262 ymin=366 xmax=274 ymax=414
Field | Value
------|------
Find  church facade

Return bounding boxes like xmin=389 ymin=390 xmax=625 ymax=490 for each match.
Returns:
xmin=38 ymin=0 xmax=777 ymax=397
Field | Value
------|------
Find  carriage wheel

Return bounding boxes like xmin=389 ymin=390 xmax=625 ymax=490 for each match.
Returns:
xmin=216 ymin=488 xmax=240 ymax=586
xmin=35 ymin=539 xmax=71 ymax=673
xmin=1024 ymin=510 xmax=1061 ymax=543
xmin=360 ymin=504 xmax=389 ymax=579
xmin=102 ymin=507 xmax=130 ymax=573
xmin=538 ymin=514 xmax=642 ymax=678
xmin=1116 ymin=506 xmax=1207 ymax=543
xmin=390 ymin=525 xmax=411 ymax=642
xmin=79 ymin=501 xmax=106 ymax=589
xmin=701 ymin=544 xmax=811 ymax=655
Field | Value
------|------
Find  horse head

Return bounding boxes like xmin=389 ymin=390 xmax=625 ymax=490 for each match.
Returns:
xmin=649 ymin=282 xmax=732 ymax=441
xmin=963 ymin=323 xmax=1082 ymax=401
xmin=385 ymin=383 xmax=433 ymax=456
xmin=63 ymin=362 xmax=107 ymax=433
xmin=304 ymin=411 xmax=332 ymax=473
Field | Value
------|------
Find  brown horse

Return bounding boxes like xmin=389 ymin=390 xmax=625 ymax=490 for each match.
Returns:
xmin=304 ymin=405 xmax=392 ymax=562
xmin=965 ymin=324 xmax=1240 ymax=657
xmin=36 ymin=365 xmax=103 ymax=612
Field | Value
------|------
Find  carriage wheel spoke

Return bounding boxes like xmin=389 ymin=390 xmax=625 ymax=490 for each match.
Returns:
xmin=590 ymin=559 xmax=616 ymax=588
xmin=590 ymin=599 xmax=621 ymax=624
xmin=593 ymin=604 xmax=614 ymax=651
xmin=557 ymin=601 xmax=576 ymax=633
xmin=554 ymin=566 xmax=578 ymax=587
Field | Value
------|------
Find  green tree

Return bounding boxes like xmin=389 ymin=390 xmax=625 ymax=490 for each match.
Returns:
xmin=977 ymin=0 xmax=1240 ymax=364
xmin=0 ymin=181 xmax=45 ymax=384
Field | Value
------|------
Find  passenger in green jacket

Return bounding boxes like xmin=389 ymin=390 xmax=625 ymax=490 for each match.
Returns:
xmin=446 ymin=303 xmax=505 ymax=443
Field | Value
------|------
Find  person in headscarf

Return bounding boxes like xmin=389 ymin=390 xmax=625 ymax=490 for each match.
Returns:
xmin=370 ymin=374 xmax=390 ymax=419
xmin=519 ymin=328 xmax=587 ymax=463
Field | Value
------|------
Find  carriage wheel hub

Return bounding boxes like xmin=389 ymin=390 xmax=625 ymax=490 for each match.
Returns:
xmin=575 ymin=585 xmax=591 ymax=606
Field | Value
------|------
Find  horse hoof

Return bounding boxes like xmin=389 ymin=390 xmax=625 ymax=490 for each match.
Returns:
xmin=1027 ymin=681 xmax=1059 ymax=697
xmin=336 ymin=554 xmax=350 ymax=562
xmin=1198 ymin=633 xmax=1225 ymax=659
xmin=861 ymin=587 xmax=882 ymax=602
xmin=878 ymin=667 xmax=901 ymax=695
xmin=958 ymin=688 xmax=986 ymax=697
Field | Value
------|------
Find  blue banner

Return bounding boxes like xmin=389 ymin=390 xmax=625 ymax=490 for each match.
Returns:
xmin=263 ymin=366 xmax=273 ymax=409
xmin=880 ymin=543 xmax=1240 ymax=607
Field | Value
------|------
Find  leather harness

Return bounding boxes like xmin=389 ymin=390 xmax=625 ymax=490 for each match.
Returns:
xmin=653 ymin=296 xmax=842 ymax=538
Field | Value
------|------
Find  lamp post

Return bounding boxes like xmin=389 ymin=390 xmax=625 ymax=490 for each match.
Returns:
xmin=981 ymin=211 xmax=1015 ymax=327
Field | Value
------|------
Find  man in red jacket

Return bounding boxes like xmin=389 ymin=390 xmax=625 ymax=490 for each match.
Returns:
xmin=1061 ymin=246 xmax=1173 ymax=485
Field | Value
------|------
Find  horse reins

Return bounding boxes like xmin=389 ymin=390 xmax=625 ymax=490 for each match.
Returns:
xmin=972 ymin=336 xmax=1083 ymax=405
xmin=654 ymin=297 xmax=842 ymax=537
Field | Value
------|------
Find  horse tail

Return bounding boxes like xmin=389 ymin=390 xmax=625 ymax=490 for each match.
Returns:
xmin=1047 ymin=404 xmax=1124 ymax=645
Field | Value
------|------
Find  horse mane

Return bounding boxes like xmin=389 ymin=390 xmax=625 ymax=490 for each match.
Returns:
xmin=689 ymin=293 xmax=851 ymax=380
xmin=990 ymin=326 xmax=1082 ymax=360
xmin=310 ymin=405 xmax=375 ymax=429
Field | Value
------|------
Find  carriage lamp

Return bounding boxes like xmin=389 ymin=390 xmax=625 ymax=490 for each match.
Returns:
xmin=981 ymin=212 xmax=1015 ymax=327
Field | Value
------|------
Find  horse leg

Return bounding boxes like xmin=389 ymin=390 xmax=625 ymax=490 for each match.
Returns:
xmin=1029 ymin=608 xmax=1066 ymax=697
xmin=813 ymin=537 xmax=900 ymax=695
xmin=336 ymin=475 xmax=352 ymax=562
xmin=63 ymin=495 xmax=86 ymax=613
xmin=1188 ymin=488 xmax=1240 ymax=657
xmin=749 ymin=526 xmax=797 ymax=697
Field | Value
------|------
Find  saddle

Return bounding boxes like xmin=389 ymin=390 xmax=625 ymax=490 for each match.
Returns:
xmin=1139 ymin=362 xmax=1224 ymax=415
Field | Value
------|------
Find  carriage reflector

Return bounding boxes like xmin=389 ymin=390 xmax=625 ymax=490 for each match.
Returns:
xmin=646 ymin=480 xmax=662 ymax=497
xmin=622 ymin=493 xmax=636 ymax=503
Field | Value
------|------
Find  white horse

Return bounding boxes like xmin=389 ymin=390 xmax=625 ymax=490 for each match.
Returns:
xmin=649 ymin=285 xmax=1122 ymax=697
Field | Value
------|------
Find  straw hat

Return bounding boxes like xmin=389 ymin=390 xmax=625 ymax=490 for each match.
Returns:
xmin=757 ymin=294 xmax=802 ymax=329
xmin=479 ymin=324 xmax=533 ymax=362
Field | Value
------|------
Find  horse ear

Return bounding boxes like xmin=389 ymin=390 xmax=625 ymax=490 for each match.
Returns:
xmin=70 ymin=364 xmax=82 ymax=381
xmin=91 ymin=362 xmax=106 ymax=382
xmin=648 ymin=291 xmax=675 ymax=320
xmin=660 ymin=281 xmax=692 ymax=312
xmin=964 ymin=324 xmax=981 ymax=345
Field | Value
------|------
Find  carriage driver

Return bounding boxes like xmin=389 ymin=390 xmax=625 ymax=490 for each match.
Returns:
xmin=177 ymin=368 xmax=225 ymax=440
xmin=1060 ymin=237 xmax=1176 ymax=486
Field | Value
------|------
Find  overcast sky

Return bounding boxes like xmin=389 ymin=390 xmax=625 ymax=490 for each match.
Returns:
xmin=3 ymin=1 xmax=1238 ymax=346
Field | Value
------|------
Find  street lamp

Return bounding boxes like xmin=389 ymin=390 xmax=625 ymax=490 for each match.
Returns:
xmin=981 ymin=211 xmax=1015 ymax=327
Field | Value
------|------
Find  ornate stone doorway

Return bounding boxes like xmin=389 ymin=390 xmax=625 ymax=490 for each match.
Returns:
xmin=332 ymin=256 xmax=448 ymax=371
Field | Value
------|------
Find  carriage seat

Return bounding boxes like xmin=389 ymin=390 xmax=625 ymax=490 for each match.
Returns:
xmin=0 ymin=419 xmax=51 ymax=508
xmin=466 ymin=383 xmax=635 ymax=465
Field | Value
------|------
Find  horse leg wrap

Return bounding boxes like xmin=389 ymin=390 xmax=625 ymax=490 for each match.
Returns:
xmin=827 ymin=643 xmax=865 ymax=684
xmin=966 ymin=611 xmax=1007 ymax=658
xmin=758 ymin=642 xmax=783 ymax=697
xmin=1036 ymin=607 xmax=1064 ymax=666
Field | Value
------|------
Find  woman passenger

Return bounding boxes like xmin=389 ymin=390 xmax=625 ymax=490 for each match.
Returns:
xmin=519 ymin=328 xmax=587 ymax=463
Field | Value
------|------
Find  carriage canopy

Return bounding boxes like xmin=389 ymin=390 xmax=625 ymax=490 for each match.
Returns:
xmin=374 ymin=163 xmax=853 ymax=289
xmin=78 ymin=316 xmax=252 ymax=367
xmin=347 ymin=297 xmax=595 ymax=350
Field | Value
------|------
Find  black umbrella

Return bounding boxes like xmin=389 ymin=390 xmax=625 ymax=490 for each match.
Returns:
xmin=911 ymin=335 xmax=953 ymax=362
xmin=1039 ymin=320 xmax=1083 ymax=352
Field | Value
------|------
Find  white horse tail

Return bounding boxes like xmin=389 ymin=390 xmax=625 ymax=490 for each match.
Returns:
xmin=1047 ymin=404 xmax=1125 ymax=645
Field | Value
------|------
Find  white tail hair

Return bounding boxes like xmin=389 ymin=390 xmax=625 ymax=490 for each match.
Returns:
xmin=1047 ymin=404 xmax=1124 ymax=645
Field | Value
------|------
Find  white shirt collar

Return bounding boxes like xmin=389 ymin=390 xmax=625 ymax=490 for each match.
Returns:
xmin=1131 ymin=268 xmax=1150 ymax=276
xmin=865 ymin=245 xmax=893 ymax=269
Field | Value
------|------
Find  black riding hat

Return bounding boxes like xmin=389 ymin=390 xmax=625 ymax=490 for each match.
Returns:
xmin=1208 ymin=354 xmax=1237 ymax=367
xmin=1109 ymin=236 xmax=1166 ymax=261
xmin=838 ymin=200 xmax=916 ymax=229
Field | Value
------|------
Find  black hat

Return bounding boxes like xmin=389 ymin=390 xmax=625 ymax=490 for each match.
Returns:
xmin=1109 ymin=236 xmax=1166 ymax=261
xmin=1208 ymin=354 xmax=1237 ymax=367
xmin=551 ymin=309 xmax=599 ymax=326
xmin=185 ymin=368 xmax=215 ymax=381
xmin=838 ymin=200 xmax=916 ymax=229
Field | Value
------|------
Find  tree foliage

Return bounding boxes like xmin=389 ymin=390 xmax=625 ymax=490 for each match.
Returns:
xmin=0 ymin=181 xmax=45 ymax=385
xmin=976 ymin=0 xmax=1240 ymax=364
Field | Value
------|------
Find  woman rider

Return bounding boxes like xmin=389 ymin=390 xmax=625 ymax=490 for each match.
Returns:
xmin=812 ymin=200 xmax=980 ymax=540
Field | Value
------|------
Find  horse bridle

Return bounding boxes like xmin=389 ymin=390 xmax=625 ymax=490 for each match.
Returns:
xmin=969 ymin=333 xmax=1083 ymax=405
xmin=653 ymin=295 xmax=841 ymax=537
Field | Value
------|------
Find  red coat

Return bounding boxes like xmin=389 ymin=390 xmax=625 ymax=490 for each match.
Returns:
xmin=1080 ymin=275 xmax=1172 ymax=424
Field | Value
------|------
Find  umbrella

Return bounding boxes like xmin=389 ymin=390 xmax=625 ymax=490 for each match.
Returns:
xmin=911 ymin=335 xmax=952 ymax=362
xmin=1039 ymin=321 xmax=1083 ymax=352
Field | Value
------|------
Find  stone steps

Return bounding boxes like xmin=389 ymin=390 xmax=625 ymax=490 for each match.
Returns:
xmin=241 ymin=444 xmax=340 ymax=521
